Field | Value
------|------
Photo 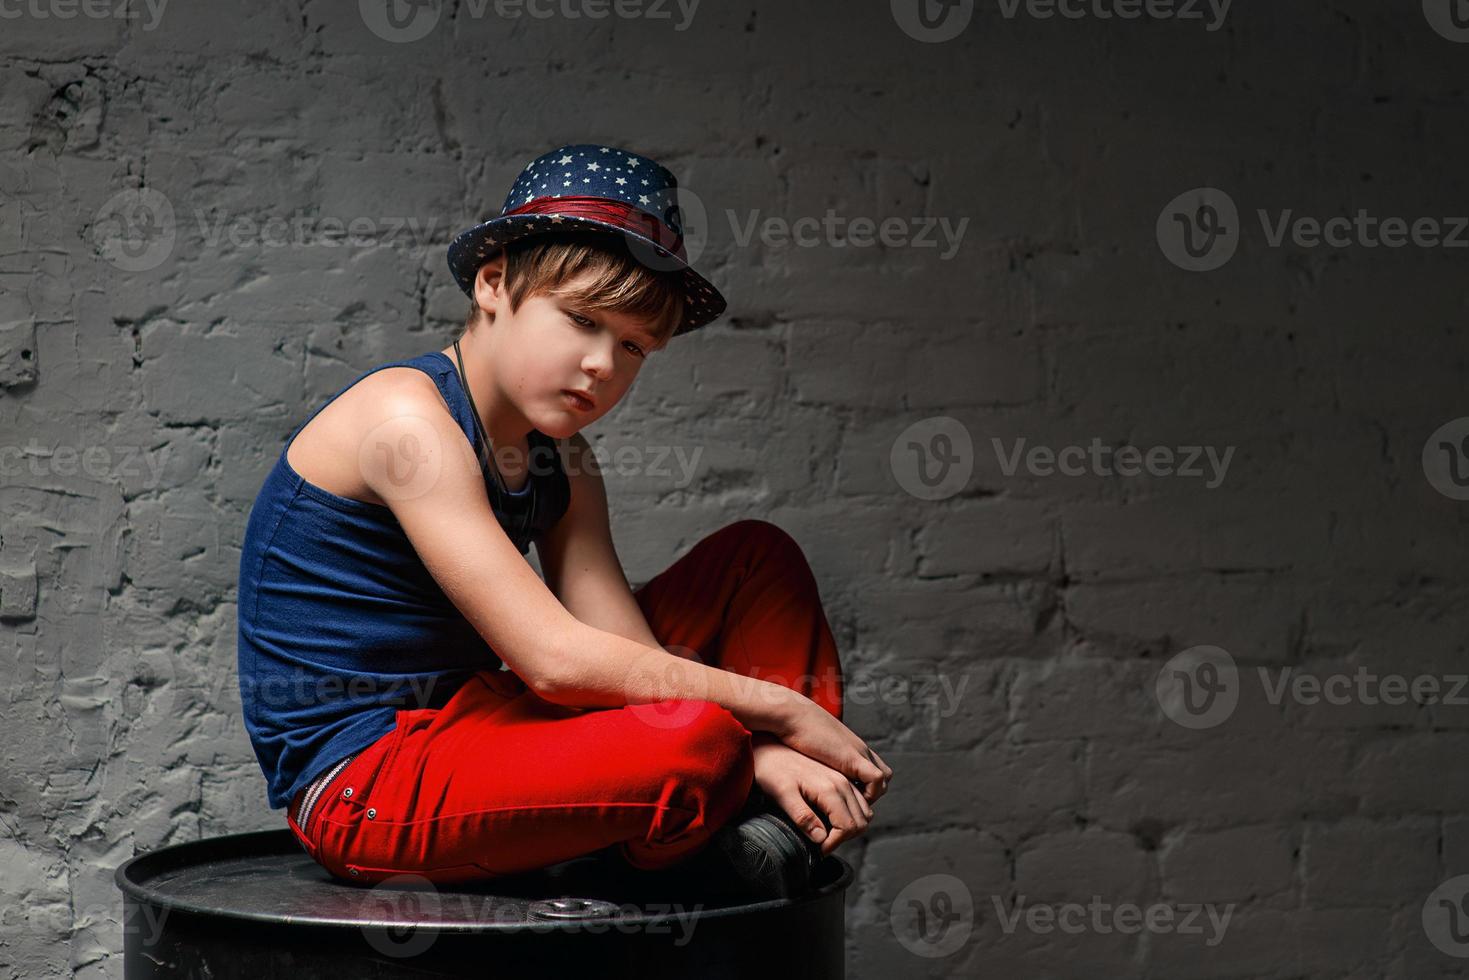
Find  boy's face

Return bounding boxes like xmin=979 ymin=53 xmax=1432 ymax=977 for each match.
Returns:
xmin=473 ymin=256 xmax=667 ymax=439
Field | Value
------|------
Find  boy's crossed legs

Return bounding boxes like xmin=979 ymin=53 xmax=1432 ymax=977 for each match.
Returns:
xmin=287 ymin=519 xmax=845 ymax=885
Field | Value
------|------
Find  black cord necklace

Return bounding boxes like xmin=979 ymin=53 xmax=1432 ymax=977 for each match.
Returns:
xmin=452 ymin=338 xmax=536 ymax=546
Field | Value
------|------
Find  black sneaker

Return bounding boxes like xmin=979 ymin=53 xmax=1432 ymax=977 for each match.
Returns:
xmin=706 ymin=807 xmax=823 ymax=902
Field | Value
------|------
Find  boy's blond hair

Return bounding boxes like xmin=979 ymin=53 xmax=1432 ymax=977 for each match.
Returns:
xmin=462 ymin=231 xmax=686 ymax=349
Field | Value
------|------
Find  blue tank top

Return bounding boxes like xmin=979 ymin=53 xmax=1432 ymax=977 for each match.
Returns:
xmin=237 ymin=350 xmax=570 ymax=809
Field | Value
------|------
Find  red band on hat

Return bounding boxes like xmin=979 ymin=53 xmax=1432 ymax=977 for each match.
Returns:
xmin=501 ymin=196 xmax=687 ymax=261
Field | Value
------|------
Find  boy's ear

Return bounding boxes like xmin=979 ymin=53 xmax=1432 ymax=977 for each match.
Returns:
xmin=472 ymin=252 xmax=507 ymax=314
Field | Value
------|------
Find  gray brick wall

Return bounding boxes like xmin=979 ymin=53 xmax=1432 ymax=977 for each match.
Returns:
xmin=3 ymin=2 xmax=1468 ymax=977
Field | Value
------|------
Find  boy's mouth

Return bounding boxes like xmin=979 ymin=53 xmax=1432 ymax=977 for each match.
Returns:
xmin=563 ymin=389 xmax=596 ymax=412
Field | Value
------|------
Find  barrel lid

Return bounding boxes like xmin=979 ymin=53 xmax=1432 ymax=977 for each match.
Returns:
xmin=114 ymin=829 xmax=853 ymax=932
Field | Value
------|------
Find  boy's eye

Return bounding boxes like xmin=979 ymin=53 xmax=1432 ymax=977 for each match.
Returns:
xmin=568 ymin=309 xmax=646 ymax=357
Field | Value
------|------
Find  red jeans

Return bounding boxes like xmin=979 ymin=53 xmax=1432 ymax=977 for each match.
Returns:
xmin=285 ymin=519 xmax=844 ymax=886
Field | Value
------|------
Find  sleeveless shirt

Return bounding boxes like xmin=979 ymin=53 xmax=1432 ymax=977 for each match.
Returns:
xmin=236 ymin=350 xmax=571 ymax=809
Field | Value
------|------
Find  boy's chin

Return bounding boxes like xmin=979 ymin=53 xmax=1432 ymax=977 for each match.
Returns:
xmin=534 ymin=411 xmax=590 ymax=438
xmin=533 ymin=392 xmax=613 ymax=437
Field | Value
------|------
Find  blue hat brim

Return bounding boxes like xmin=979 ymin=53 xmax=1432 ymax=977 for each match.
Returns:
xmin=447 ymin=213 xmax=726 ymax=337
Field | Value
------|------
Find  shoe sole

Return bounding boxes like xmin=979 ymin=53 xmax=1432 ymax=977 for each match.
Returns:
xmin=713 ymin=813 xmax=815 ymax=901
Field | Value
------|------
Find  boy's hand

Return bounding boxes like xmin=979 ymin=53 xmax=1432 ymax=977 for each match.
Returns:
xmin=771 ymin=693 xmax=892 ymax=804
xmin=750 ymin=733 xmax=877 ymax=858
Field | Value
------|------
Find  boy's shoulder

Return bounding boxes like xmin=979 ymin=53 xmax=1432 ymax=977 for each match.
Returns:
xmin=286 ymin=365 xmax=453 ymax=507
xmin=330 ymin=363 xmax=447 ymax=429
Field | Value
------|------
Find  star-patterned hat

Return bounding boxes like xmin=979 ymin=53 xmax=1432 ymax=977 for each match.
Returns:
xmin=447 ymin=143 xmax=726 ymax=337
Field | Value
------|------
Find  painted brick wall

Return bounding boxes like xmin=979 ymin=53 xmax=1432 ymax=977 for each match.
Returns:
xmin=2 ymin=2 xmax=1467 ymax=977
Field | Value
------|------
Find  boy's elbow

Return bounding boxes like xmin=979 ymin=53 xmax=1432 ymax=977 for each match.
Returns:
xmin=514 ymin=623 xmax=583 ymax=703
xmin=529 ymin=653 xmax=599 ymax=707
xmin=521 ymin=659 xmax=566 ymax=702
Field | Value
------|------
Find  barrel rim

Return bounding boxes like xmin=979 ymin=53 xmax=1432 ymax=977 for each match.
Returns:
xmin=115 ymin=828 xmax=854 ymax=932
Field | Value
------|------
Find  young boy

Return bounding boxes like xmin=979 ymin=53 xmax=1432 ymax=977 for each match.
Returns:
xmin=236 ymin=143 xmax=892 ymax=900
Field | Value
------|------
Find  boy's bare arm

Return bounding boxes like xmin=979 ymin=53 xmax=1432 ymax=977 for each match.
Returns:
xmin=536 ymin=625 xmax=799 ymax=731
xmin=535 ymin=432 xmax=697 ymax=659
xmin=359 ymin=379 xmax=792 ymax=728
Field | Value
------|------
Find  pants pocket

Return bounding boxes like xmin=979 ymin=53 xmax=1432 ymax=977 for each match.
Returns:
xmin=286 ymin=809 xmax=320 ymax=860
xmin=312 ymin=713 xmax=412 ymax=875
xmin=341 ymin=712 xmax=412 ymax=808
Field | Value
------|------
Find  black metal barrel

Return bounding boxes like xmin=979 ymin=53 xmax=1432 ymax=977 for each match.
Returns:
xmin=115 ymin=829 xmax=852 ymax=979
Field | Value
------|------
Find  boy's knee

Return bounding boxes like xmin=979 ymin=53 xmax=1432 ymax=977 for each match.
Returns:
xmin=687 ymin=700 xmax=755 ymax=794
xmin=676 ymin=700 xmax=752 ymax=770
xmin=723 ymin=518 xmax=805 ymax=564
xmin=633 ymin=699 xmax=752 ymax=790
xmin=629 ymin=698 xmax=747 ymax=744
xmin=687 ymin=699 xmax=750 ymax=748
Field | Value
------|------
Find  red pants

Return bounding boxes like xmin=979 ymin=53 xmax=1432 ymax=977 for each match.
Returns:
xmin=286 ymin=519 xmax=844 ymax=885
